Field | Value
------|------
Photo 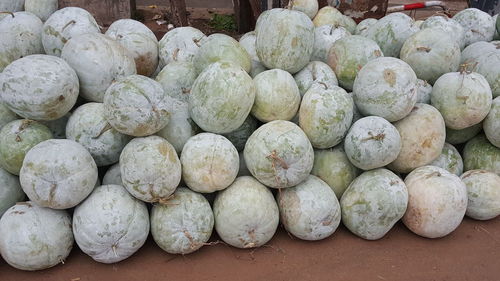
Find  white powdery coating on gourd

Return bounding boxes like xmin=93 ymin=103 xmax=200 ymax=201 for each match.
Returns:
xmin=428 ymin=142 xmax=463 ymax=176
xmin=355 ymin=18 xmax=377 ymax=36
xmin=104 ymin=75 xmax=172 ymax=137
xmin=278 ymin=175 xmax=341 ymax=241
xmin=25 ymin=0 xmax=57 ymax=22
xmin=460 ymin=41 xmax=500 ymax=64
xmin=289 ymin=0 xmax=319 ymax=19
xmin=42 ymin=7 xmax=100 ymax=56
xmin=0 ymin=168 xmax=24 ymax=216
xmin=158 ymin=26 xmax=206 ymax=69
xmin=73 ymin=184 xmax=149 ymax=264
xmin=155 ymin=61 xmax=197 ymax=103
xmin=344 ymin=116 xmax=401 ymax=170
xmin=103 ymin=163 xmax=122 ymax=186
xmin=0 ymin=0 xmax=24 ymax=15
xmin=66 ymin=103 xmax=131 ymax=167
xmin=353 ymin=57 xmax=418 ymax=122
xmin=299 ymin=85 xmax=353 ymax=149
xmin=0 ymin=103 xmax=17 ymax=130
xmin=463 ymin=134 xmax=500 ymax=175
xmin=0 ymin=12 xmax=43 ymax=72
xmin=40 ymin=113 xmax=70 ymax=139
xmin=256 ymin=8 xmax=314 ymax=74
xmin=0 ymin=120 xmax=53 ymax=175
xmin=484 ymin=97 xmax=500 ymax=147
xmin=252 ymin=69 xmax=301 ymax=122
xmin=0 ymin=202 xmax=73 ymax=271
xmin=20 ymin=139 xmax=98 ymax=209
xmin=312 ymin=25 xmax=350 ymax=63
xmin=61 ymin=33 xmax=136 ymax=102
xmin=312 ymin=6 xmax=356 ymax=33
xmin=239 ymin=31 xmax=267 ymax=78
xmin=156 ymin=100 xmax=198 ymax=154
xmin=461 ymin=170 xmax=500 ymax=220
xmin=194 ymin=33 xmax=251 ymax=74
xmin=421 ymin=16 xmax=466 ymax=50
xmin=293 ymin=61 xmax=338 ymax=97
xmin=328 ymin=35 xmax=383 ymax=91
xmin=469 ymin=50 xmax=500 ymax=98
xmin=364 ymin=12 xmax=419 ymax=58
xmin=311 ymin=146 xmax=360 ymax=199
xmin=415 ymin=79 xmax=432 ymax=104
xmin=181 ymin=133 xmax=239 ymax=193
xmin=105 ymin=19 xmax=159 ymax=77
xmin=120 ymin=136 xmax=181 ymax=203
xmin=1 ymin=55 xmax=79 ymax=121
xmin=453 ymin=8 xmax=495 ymax=47
xmin=341 ymin=169 xmax=408 ymax=240
xmin=431 ymin=72 xmax=492 ymax=130
xmin=403 ymin=166 xmax=467 ymax=238
xmin=389 ymin=103 xmax=445 ymax=173
xmin=446 ymin=123 xmax=483 ymax=145
xmin=151 ymin=187 xmax=214 ymax=254
xmin=222 ymin=115 xmax=258 ymax=152
xmin=213 ymin=176 xmax=279 ymax=248
xmin=400 ymin=28 xmax=461 ymax=84
xmin=189 ymin=61 xmax=256 ymax=134
xmin=244 ymin=120 xmax=314 ymax=188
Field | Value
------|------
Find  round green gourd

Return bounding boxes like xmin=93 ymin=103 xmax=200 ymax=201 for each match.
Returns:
xmin=484 ymin=97 xmax=500 ymax=147
xmin=0 ymin=168 xmax=24 ymax=216
xmin=461 ymin=170 xmax=500 ymax=220
xmin=155 ymin=61 xmax=197 ymax=103
xmin=293 ymin=61 xmax=338 ymax=97
xmin=158 ymin=27 xmax=206 ymax=69
xmin=428 ymin=142 xmax=464 ymax=176
xmin=453 ymin=8 xmax=495 ymax=46
xmin=25 ymin=0 xmax=57 ymax=22
xmin=463 ymin=134 xmax=500 ymax=175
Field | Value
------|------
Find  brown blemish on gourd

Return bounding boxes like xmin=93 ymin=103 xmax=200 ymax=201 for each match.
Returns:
xmin=383 ymin=69 xmax=396 ymax=87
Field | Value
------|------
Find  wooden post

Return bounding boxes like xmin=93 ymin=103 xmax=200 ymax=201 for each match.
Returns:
xmin=58 ymin=0 xmax=135 ymax=27
xmin=234 ymin=0 xmax=254 ymax=33
xmin=169 ymin=0 xmax=188 ymax=26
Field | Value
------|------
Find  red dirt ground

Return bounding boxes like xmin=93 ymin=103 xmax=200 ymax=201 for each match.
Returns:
xmin=2 ymin=217 xmax=499 ymax=281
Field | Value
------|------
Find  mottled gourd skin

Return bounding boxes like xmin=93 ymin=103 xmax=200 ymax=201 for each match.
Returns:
xmin=244 ymin=120 xmax=313 ymax=188
xmin=61 ymin=33 xmax=136 ymax=102
xmin=293 ymin=61 xmax=338 ymax=97
xmin=42 ymin=7 xmax=100 ymax=56
xmin=238 ymin=31 xmax=267 ymax=78
xmin=40 ymin=113 xmax=70 ymax=139
xmin=465 ymin=50 xmax=500 ymax=98
xmin=20 ymin=139 xmax=98 ymax=209
xmin=251 ymin=69 xmax=301 ymax=122
xmin=1 ymin=55 xmax=79 ymax=121
xmin=403 ymin=166 xmax=467 ymax=238
xmin=389 ymin=104 xmax=446 ymax=173
xmin=328 ymin=35 xmax=383 ymax=91
xmin=0 ymin=104 xmax=17 ymax=130
xmin=155 ymin=61 xmax=197 ymax=103
xmin=0 ymin=120 xmax=53 ymax=175
xmin=429 ymin=143 xmax=464 ymax=176
xmin=460 ymin=41 xmax=500 ymax=64
xmin=364 ymin=13 xmax=419 ymax=58
xmin=420 ymin=16 xmax=466 ymax=50
xmin=463 ymin=134 xmax=500 ymax=175
xmin=181 ymin=133 xmax=239 ymax=193
xmin=156 ymin=100 xmax=199 ymax=154
xmin=312 ymin=25 xmax=350 ymax=63
xmin=341 ymin=169 xmax=408 ymax=240
xmin=66 ymin=103 xmax=131 ymax=167
xmin=278 ymin=175 xmax=341 ymax=241
xmin=299 ymin=85 xmax=353 ymax=149
xmin=311 ymin=146 xmax=360 ymax=199
xmin=312 ymin=6 xmax=356 ymax=34
xmin=213 ymin=176 xmax=279 ymax=248
xmin=119 ymin=136 xmax=181 ymax=203
xmin=0 ymin=0 xmax=24 ymax=16
xmin=73 ymin=185 xmax=149 ymax=263
xmin=353 ymin=57 xmax=418 ymax=122
xmin=400 ymin=28 xmax=461 ymax=84
xmin=0 ymin=12 xmax=44 ymax=72
xmin=194 ymin=33 xmax=251 ymax=74
xmin=431 ymin=72 xmax=492 ymax=130
xmin=255 ymin=8 xmax=314 ymax=74
xmin=446 ymin=123 xmax=482 ymax=145
xmin=461 ymin=170 xmax=500 ymax=220
xmin=355 ymin=18 xmax=377 ymax=36
xmin=158 ymin=27 xmax=206 ymax=69
xmin=104 ymin=75 xmax=172 ymax=137
xmin=0 ymin=168 xmax=24 ymax=216
xmin=105 ymin=19 xmax=159 ymax=77
xmin=25 ymin=0 xmax=58 ymax=22
xmin=288 ymin=0 xmax=319 ymax=19
xmin=0 ymin=202 xmax=73 ymax=271
xmin=222 ymin=115 xmax=258 ymax=152
xmin=453 ymin=8 xmax=495 ymax=46
xmin=484 ymin=97 xmax=500 ymax=147
xmin=102 ymin=163 xmax=122 ymax=186
xmin=344 ymin=116 xmax=401 ymax=170
xmin=189 ymin=61 xmax=256 ymax=134
xmin=151 ymin=187 xmax=214 ymax=254
xmin=415 ymin=79 xmax=432 ymax=104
